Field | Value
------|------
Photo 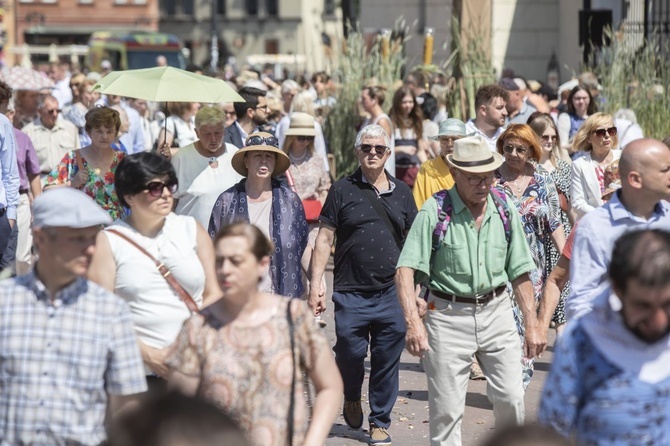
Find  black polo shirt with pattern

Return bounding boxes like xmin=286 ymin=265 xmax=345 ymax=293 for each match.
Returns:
xmin=320 ymin=167 xmax=418 ymax=292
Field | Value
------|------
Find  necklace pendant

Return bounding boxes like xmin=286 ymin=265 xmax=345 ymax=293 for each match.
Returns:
xmin=208 ymin=157 xmax=219 ymax=168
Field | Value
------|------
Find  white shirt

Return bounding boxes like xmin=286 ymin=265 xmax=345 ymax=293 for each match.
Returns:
xmin=104 ymin=214 xmax=205 ymax=373
xmin=465 ymin=119 xmax=504 ymax=152
xmin=172 ymin=142 xmax=242 ymax=228
xmin=23 ymin=117 xmax=80 ymax=172
xmin=248 ymin=198 xmax=273 ymax=292
xmin=165 ymin=115 xmax=198 ymax=148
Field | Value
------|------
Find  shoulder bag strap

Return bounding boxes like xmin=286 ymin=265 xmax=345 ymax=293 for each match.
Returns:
xmin=284 ymin=168 xmax=297 ymax=193
xmin=106 ymin=229 xmax=199 ymax=313
xmin=286 ymin=299 xmax=296 ymax=446
xmin=356 ymin=183 xmax=403 ymax=249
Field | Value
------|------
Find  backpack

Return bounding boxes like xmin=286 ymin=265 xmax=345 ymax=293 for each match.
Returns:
xmin=431 ymin=187 xmax=512 ymax=252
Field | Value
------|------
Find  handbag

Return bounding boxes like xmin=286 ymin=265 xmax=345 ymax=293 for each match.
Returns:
xmin=284 ymin=168 xmax=323 ymax=223
xmin=106 ymin=229 xmax=199 ymax=313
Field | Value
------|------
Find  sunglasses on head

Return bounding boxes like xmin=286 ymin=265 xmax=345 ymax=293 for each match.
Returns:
xmin=246 ymin=135 xmax=279 ymax=148
xmin=359 ymin=144 xmax=389 ymax=156
xmin=144 ymin=181 xmax=178 ymax=197
xmin=296 ymin=135 xmax=314 ymax=142
xmin=593 ymin=127 xmax=617 ymax=138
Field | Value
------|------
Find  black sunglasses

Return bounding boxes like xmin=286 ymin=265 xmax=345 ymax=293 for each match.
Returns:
xmin=296 ymin=135 xmax=314 ymax=142
xmin=246 ymin=135 xmax=279 ymax=148
xmin=144 ymin=181 xmax=178 ymax=197
xmin=593 ymin=127 xmax=617 ymax=138
xmin=359 ymin=144 xmax=389 ymax=156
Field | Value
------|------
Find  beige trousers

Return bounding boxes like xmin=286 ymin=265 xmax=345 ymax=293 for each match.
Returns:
xmin=423 ymin=290 xmax=525 ymax=446
xmin=15 ymin=194 xmax=33 ymax=275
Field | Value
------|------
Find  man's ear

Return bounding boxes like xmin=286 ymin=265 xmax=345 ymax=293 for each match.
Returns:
xmin=627 ymin=170 xmax=643 ymax=190
xmin=245 ymin=106 xmax=254 ymax=120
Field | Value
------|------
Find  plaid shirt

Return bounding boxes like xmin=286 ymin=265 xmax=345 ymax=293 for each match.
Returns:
xmin=0 ymin=271 xmax=147 ymax=445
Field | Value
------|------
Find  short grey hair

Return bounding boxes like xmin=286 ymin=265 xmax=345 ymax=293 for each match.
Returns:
xmin=38 ymin=94 xmax=57 ymax=109
xmin=355 ymin=124 xmax=391 ymax=148
xmin=281 ymin=79 xmax=301 ymax=95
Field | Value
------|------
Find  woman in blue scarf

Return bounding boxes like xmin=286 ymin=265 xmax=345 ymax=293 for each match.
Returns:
xmin=208 ymin=132 xmax=309 ymax=298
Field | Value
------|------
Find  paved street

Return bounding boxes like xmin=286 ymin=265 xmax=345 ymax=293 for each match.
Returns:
xmin=320 ymin=264 xmax=556 ymax=446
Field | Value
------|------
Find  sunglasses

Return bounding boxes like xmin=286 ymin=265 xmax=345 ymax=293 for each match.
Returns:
xmin=296 ymin=136 xmax=314 ymax=142
xmin=502 ymin=144 xmax=528 ymax=155
xmin=144 ymin=181 xmax=178 ymax=197
xmin=246 ymin=135 xmax=279 ymax=148
xmin=593 ymin=127 xmax=617 ymax=138
xmin=540 ymin=135 xmax=557 ymax=142
xmin=359 ymin=144 xmax=389 ymax=156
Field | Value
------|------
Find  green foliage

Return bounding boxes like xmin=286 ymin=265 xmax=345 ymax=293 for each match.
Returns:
xmin=324 ymin=22 xmax=406 ymax=179
xmin=592 ymin=31 xmax=670 ymax=140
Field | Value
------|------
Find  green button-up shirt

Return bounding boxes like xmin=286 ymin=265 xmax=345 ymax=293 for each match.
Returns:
xmin=397 ymin=186 xmax=535 ymax=296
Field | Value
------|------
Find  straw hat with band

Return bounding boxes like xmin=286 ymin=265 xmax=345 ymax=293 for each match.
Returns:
xmin=431 ymin=118 xmax=467 ymax=140
xmin=231 ymin=132 xmax=291 ymax=177
xmin=446 ymin=135 xmax=504 ymax=174
xmin=285 ymin=112 xmax=317 ymax=137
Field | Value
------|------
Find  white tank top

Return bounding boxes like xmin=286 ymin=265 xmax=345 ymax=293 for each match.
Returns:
xmin=105 ymin=213 xmax=205 ymax=362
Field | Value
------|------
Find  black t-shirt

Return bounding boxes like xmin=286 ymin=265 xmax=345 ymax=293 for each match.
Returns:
xmin=320 ymin=168 xmax=418 ymax=292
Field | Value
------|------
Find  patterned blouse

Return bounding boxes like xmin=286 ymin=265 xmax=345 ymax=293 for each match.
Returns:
xmin=287 ymin=153 xmax=330 ymax=201
xmin=166 ymin=299 xmax=329 ymax=446
xmin=45 ymin=150 xmax=126 ymax=220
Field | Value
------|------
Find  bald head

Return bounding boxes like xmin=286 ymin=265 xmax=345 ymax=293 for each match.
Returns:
xmin=620 ymin=138 xmax=670 ymax=180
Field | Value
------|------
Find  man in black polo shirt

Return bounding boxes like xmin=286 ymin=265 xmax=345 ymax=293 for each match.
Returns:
xmin=309 ymin=124 xmax=417 ymax=446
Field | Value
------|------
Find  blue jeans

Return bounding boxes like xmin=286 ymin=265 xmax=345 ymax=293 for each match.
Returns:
xmin=332 ymin=284 xmax=406 ymax=428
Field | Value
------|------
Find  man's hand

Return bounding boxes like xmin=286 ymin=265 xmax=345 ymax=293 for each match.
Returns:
xmin=8 ymin=219 xmax=15 ymax=229
xmin=415 ymin=296 xmax=427 ymax=318
xmin=405 ymin=318 xmax=429 ymax=358
xmin=308 ymin=282 xmax=326 ymax=316
xmin=524 ymin=323 xmax=547 ymax=359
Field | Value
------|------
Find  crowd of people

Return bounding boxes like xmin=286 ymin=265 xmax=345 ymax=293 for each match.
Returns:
xmin=0 ymin=57 xmax=669 ymax=446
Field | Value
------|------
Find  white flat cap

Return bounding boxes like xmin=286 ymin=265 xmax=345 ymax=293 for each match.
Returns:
xmin=33 ymin=188 xmax=113 ymax=229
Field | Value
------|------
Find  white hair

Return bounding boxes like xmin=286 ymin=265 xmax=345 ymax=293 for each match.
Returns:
xmin=355 ymin=124 xmax=391 ymax=148
xmin=281 ymin=79 xmax=301 ymax=95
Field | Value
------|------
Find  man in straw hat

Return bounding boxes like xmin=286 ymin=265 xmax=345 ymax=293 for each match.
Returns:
xmin=412 ymin=118 xmax=467 ymax=209
xmin=208 ymin=131 xmax=308 ymax=298
xmin=0 ymin=188 xmax=147 ymax=444
xmin=309 ymin=124 xmax=418 ymax=446
xmin=396 ymin=135 xmax=545 ymax=445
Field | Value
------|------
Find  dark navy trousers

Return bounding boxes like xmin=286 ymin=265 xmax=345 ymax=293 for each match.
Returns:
xmin=332 ymin=283 xmax=406 ymax=428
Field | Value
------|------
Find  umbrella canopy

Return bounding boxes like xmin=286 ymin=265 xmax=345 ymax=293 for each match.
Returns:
xmin=93 ymin=66 xmax=243 ymax=103
xmin=0 ymin=66 xmax=55 ymax=91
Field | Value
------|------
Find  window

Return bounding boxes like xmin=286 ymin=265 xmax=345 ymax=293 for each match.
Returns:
xmin=113 ymin=0 xmax=128 ymax=4
xmin=246 ymin=0 xmax=258 ymax=16
xmin=163 ymin=0 xmax=176 ymax=15
xmin=325 ymin=0 xmax=335 ymax=15
xmin=182 ymin=0 xmax=193 ymax=15
xmin=216 ymin=0 xmax=225 ymax=15
xmin=266 ymin=0 xmax=278 ymax=16
xmin=78 ymin=0 xmax=93 ymax=4
xmin=265 ymin=39 xmax=278 ymax=54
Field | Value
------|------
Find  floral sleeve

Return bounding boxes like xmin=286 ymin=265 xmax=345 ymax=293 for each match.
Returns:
xmin=165 ymin=314 xmax=206 ymax=377
xmin=292 ymin=300 xmax=330 ymax=373
xmin=44 ymin=151 xmax=78 ymax=186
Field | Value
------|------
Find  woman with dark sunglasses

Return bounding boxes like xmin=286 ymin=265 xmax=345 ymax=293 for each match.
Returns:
xmin=209 ymin=131 xmax=309 ymax=299
xmin=88 ymin=152 xmax=220 ymax=391
xmin=570 ymin=112 xmax=621 ymax=220
xmin=44 ymin=106 xmax=126 ymax=220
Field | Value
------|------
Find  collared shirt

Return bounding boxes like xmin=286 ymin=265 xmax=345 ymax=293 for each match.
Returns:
xmin=0 ymin=114 xmax=20 ymax=220
xmin=22 ymin=117 xmax=80 ymax=173
xmin=465 ymin=119 xmax=505 ymax=152
xmin=568 ymin=191 xmax=670 ymax=319
xmin=119 ymin=103 xmax=146 ymax=154
xmin=506 ymin=100 xmax=537 ymax=125
xmin=13 ymin=128 xmax=40 ymax=191
xmin=0 ymin=271 xmax=147 ymax=445
xmin=397 ymin=186 xmax=535 ymax=296
xmin=321 ymin=167 xmax=417 ymax=292
xmin=235 ymin=120 xmax=249 ymax=146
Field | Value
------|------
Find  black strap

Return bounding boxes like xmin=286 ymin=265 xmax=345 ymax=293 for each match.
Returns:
xmin=356 ymin=183 xmax=403 ymax=249
xmin=287 ymin=299 xmax=296 ymax=446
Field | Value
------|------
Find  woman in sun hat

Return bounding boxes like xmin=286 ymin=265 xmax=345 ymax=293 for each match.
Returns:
xmin=208 ymin=131 xmax=309 ymax=298
xmin=412 ymin=118 xmax=467 ymax=209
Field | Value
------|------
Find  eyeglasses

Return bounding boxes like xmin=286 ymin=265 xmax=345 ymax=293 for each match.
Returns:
xmin=502 ymin=144 xmax=528 ymax=155
xmin=254 ymin=104 xmax=270 ymax=112
xmin=224 ymin=110 xmax=236 ymax=117
xmin=439 ymin=136 xmax=463 ymax=144
xmin=246 ymin=135 xmax=279 ymax=148
xmin=144 ymin=181 xmax=178 ymax=197
xmin=296 ymin=136 xmax=314 ymax=142
xmin=358 ymin=144 xmax=389 ymax=156
xmin=461 ymin=172 xmax=495 ymax=186
xmin=593 ymin=127 xmax=617 ymax=138
xmin=541 ymin=135 xmax=557 ymax=142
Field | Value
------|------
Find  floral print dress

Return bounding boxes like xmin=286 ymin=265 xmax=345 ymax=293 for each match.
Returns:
xmin=494 ymin=164 xmax=562 ymax=389
xmin=547 ymin=160 xmax=572 ymax=325
xmin=45 ymin=150 xmax=126 ymax=220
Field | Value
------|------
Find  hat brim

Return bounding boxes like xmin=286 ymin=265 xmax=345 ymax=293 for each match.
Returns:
xmin=231 ymin=145 xmax=291 ymax=177
xmin=430 ymin=131 xmax=466 ymax=141
xmin=285 ymin=128 xmax=317 ymax=137
xmin=446 ymin=151 xmax=504 ymax=173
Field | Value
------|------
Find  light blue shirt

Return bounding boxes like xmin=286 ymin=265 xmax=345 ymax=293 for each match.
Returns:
xmin=0 ymin=114 xmax=20 ymax=220
xmin=119 ymin=104 xmax=146 ymax=154
xmin=568 ymin=191 xmax=670 ymax=319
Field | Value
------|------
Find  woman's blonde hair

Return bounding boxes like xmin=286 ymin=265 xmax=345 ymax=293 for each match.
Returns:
xmin=572 ymin=112 xmax=618 ymax=152
xmin=527 ymin=113 xmax=561 ymax=166
xmin=283 ymin=135 xmax=315 ymax=156
xmin=289 ymin=91 xmax=316 ymax=116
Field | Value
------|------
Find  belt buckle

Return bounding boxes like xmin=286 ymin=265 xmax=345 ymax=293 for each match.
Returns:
xmin=472 ymin=291 xmax=492 ymax=304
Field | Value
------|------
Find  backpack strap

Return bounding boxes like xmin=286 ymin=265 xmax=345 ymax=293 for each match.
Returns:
xmin=431 ymin=189 xmax=453 ymax=251
xmin=488 ymin=187 xmax=512 ymax=245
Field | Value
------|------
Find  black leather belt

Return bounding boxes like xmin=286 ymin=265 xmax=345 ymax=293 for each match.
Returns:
xmin=431 ymin=285 xmax=507 ymax=305
xmin=19 ymin=189 xmax=28 ymax=195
